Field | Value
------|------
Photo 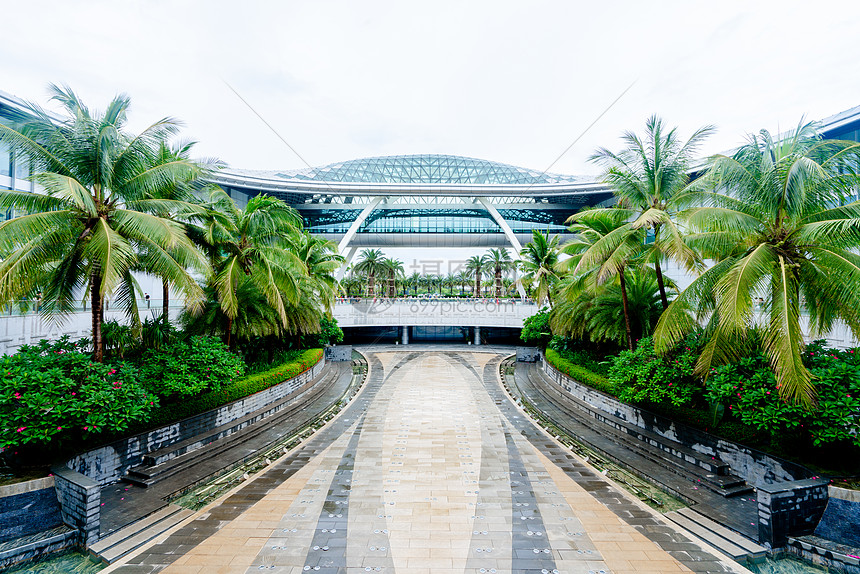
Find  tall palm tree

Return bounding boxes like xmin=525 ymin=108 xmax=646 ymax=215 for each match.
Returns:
xmin=465 ymin=254 xmax=489 ymax=298
xmin=455 ymin=270 xmax=471 ymax=296
xmin=188 ymin=188 xmax=306 ymax=347
xmin=381 ymin=257 xmax=404 ymax=298
xmin=560 ymin=208 xmax=645 ymax=350
xmin=0 ymin=85 xmax=206 ymax=361
xmin=590 ymin=115 xmax=712 ymax=309
xmin=485 ymin=248 xmax=515 ymax=298
xmin=517 ymin=230 xmax=561 ymax=307
xmin=353 ymin=248 xmax=386 ymax=297
xmin=655 ymin=122 xmax=860 ymax=405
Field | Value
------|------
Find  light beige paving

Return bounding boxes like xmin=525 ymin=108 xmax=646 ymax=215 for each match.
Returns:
xmin=129 ymin=350 xmax=732 ymax=573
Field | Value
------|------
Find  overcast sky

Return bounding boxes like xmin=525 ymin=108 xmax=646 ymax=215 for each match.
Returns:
xmin=4 ymin=0 xmax=859 ymax=178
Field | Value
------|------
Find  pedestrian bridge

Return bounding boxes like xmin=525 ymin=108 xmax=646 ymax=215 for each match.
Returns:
xmin=332 ymin=298 xmax=539 ymax=336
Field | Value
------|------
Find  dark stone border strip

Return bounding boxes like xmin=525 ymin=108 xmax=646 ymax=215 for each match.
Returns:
xmin=480 ymin=355 xmax=735 ymax=574
xmin=112 ymin=353 xmax=389 ymax=572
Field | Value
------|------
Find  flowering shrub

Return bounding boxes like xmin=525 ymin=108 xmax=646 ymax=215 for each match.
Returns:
xmin=139 ymin=336 xmax=245 ymax=399
xmin=608 ymin=334 xmax=703 ymax=407
xmin=705 ymin=347 xmax=860 ymax=447
xmin=0 ymin=338 xmax=156 ymax=450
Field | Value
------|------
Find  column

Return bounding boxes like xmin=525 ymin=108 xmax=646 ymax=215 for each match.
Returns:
xmin=474 ymin=326 xmax=481 ymax=346
xmin=402 ymin=325 xmax=409 ymax=345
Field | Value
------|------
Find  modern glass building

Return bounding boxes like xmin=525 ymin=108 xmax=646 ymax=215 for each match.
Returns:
xmin=211 ymin=154 xmax=614 ymax=282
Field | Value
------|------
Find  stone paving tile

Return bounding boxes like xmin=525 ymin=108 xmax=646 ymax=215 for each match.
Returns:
xmin=107 ymin=349 xmax=748 ymax=574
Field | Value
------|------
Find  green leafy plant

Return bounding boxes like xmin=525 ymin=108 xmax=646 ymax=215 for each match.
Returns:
xmin=545 ymin=348 xmax=614 ymax=394
xmin=706 ymin=347 xmax=860 ymax=447
xmin=139 ymin=336 xmax=245 ymax=399
xmin=608 ymin=334 xmax=702 ymax=407
xmin=0 ymin=338 xmax=156 ymax=451
xmin=521 ymin=310 xmax=552 ymax=347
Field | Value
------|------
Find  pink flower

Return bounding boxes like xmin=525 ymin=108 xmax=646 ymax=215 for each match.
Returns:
xmin=766 ymin=391 xmax=771 ymax=395
xmin=16 ymin=427 xmax=26 ymax=433
xmin=83 ymin=426 xmax=89 ymax=430
xmin=71 ymin=392 xmax=76 ymax=396
xmin=57 ymin=426 xmax=63 ymax=431
xmin=14 ymin=392 xmax=21 ymax=399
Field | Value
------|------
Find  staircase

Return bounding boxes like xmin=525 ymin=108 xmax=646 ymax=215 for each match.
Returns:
xmin=124 ymin=364 xmax=344 ymax=489
xmin=526 ymin=368 xmax=753 ymax=499
xmin=89 ymin=505 xmax=193 ymax=564
xmin=665 ymin=507 xmax=767 ymax=563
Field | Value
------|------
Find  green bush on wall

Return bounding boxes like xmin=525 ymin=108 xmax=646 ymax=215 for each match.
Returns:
xmin=143 ymin=348 xmax=324 ymax=427
xmin=544 ymin=348 xmax=614 ymax=394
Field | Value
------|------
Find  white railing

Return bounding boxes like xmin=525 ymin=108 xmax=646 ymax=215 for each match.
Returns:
xmin=332 ymin=297 xmax=540 ymax=328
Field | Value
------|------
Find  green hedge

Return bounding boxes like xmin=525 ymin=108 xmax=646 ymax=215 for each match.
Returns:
xmin=545 ymin=348 xmax=614 ymax=394
xmin=143 ymin=348 xmax=324 ymax=427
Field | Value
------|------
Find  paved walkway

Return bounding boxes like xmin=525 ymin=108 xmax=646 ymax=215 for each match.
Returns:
xmin=107 ymin=349 xmax=747 ymax=574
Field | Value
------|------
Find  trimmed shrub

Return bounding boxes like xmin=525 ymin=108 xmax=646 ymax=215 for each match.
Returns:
xmin=143 ymin=348 xmax=323 ymax=427
xmin=608 ymin=335 xmax=701 ymax=407
xmin=139 ymin=336 xmax=245 ymax=399
xmin=545 ymin=348 xmax=614 ymax=394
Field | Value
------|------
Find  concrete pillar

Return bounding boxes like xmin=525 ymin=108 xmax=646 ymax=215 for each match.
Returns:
xmin=402 ymin=325 xmax=409 ymax=345
xmin=474 ymin=326 xmax=481 ymax=346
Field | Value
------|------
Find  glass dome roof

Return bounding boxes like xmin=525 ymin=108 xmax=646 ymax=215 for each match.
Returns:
xmin=278 ymin=154 xmax=580 ymax=185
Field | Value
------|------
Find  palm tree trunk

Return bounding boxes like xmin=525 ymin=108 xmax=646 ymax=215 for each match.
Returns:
xmin=162 ymin=279 xmax=170 ymax=322
xmin=91 ymin=271 xmax=104 ymax=362
xmin=618 ymin=268 xmax=634 ymax=351
xmin=495 ymin=267 xmax=502 ymax=298
xmin=368 ymin=274 xmax=375 ymax=297
xmin=654 ymin=259 xmax=669 ymax=310
xmin=475 ymin=271 xmax=482 ymax=298
xmin=226 ymin=316 xmax=232 ymax=349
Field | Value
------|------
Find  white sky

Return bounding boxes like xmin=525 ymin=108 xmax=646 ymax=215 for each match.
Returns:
xmin=4 ymin=0 xmax=860 ymax=272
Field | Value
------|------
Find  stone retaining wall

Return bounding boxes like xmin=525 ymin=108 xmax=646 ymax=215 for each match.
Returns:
xmin=757 ymin=479 xmax=829 ymax=549
xmin=0 ymin=477 xmax=63 ymax=543
xmin=52 ymin=467 xmax=100 ymax=546
xmin=66 ymin=354 xmax=326 ymax=486
xmin=541 ymin=355 xmax=811 ymax=485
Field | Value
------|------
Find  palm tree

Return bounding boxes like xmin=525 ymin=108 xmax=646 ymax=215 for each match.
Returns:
xmin=485 ymin=248 xmax=515 ymax=298
xmin=553 ymin=267 xmax=669 ymax=348
xmin=655 ymin=121 xmax=860 ymax=405
xmin=455 ymin=270 xmax=471 ymax=296
xmin=560 ymin=208 xmax=645 ymax=350
xmin=291 ymin=232 xmax=344 ymax=312
xmin=353 ymin=249 xmax=386 ymax=297
xmin=0 ymin=85 xmax=206 ymax=361
xmin=465 ymin=254 xmax=489 ymax=298
xmin=188 ymin=188 xmax=307 ymax=348
xmin=518 ymin=230 xmax=561 ymax=307
xmin=381 ymin=257 xmax=404 ymax=298
xmin=590 ymin=116 xmax=712 ymax=309
xmin=139 ymin=140 xmax=217 ymax=323
xmin=406 ymin=271 xmax=422 ymax=296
